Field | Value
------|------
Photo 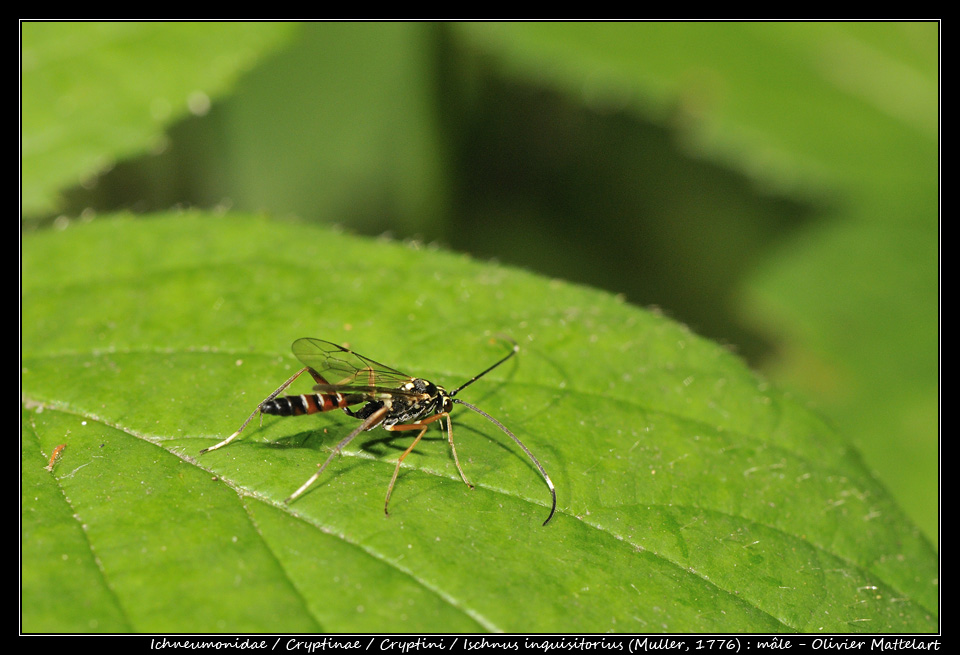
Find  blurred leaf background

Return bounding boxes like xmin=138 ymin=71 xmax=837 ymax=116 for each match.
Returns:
xmin=22 ymin=21 xmax=938 ymax=545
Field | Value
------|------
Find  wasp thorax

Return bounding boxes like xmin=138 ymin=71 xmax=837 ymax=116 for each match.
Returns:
xmin=410 ymin=378 xmax=438 ymax=396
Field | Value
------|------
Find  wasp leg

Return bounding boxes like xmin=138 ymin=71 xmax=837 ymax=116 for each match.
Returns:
xmin=381 ymin=412 xmax=458 ymax=516
xmin=200 ymin=366 xmax=311 ymax=455
xmin=284 ymin=406 xmax=389 ymax=504
xmin=443 ymin=414 xmax=474 ymax=489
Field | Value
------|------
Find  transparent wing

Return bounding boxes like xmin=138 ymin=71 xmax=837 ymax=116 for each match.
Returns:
xmin=291 ymin=338 xmax=414 ymax=388
xmin=311 ymin=383 xmax=426 ymax=401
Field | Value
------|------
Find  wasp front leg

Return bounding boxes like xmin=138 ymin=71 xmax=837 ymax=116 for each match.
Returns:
xmin=443 ymin=414 xmax=474 ymax=490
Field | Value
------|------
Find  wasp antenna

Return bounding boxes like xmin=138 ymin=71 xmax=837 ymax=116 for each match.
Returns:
xmin=452 ymin=398 xmax=557 ymax=526
xmin=450 ymin=338 xmax=519 ymax=398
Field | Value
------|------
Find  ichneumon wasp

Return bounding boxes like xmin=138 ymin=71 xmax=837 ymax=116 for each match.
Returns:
xmin=200 ymin=338 xmax=557 ymax=525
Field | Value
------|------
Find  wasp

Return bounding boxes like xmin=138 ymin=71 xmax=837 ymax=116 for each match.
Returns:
xmin=200 ymin=338 xmax=556 ymax=525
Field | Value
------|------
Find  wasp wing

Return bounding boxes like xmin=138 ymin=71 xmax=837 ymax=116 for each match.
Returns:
xmin=311 ymin=383 xmax=429 ymax=402
xmin=292 ymin=338 xmax=414 ymax=388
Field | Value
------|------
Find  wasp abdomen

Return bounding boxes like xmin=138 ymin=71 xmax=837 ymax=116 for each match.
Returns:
xmin=261 ymin=393 xmax=351 ymax=416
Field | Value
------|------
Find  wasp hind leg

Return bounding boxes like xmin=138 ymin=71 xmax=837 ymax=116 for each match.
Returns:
xmin=284 ymin=406 xmax=389 ymax=504
xmin=200 ymin=366 xmax=312 ymax=455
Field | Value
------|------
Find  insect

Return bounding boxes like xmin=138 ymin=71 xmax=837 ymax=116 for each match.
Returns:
xmin=200 ymin=338 xmax=557 ymax=525
xmin=45 ymin=444 xmax=66 ymax=471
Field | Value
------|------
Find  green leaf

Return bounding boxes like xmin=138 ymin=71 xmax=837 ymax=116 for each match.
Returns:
xmin=205 ymin=22 xmax=446 ymax=235
xmin=21 ymin=22 xmax=295 ymax=217
xmin=22 ymin=213 xmax=937 ymax=632
xmin=454 ymin=21 xmax=939 ymax=543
